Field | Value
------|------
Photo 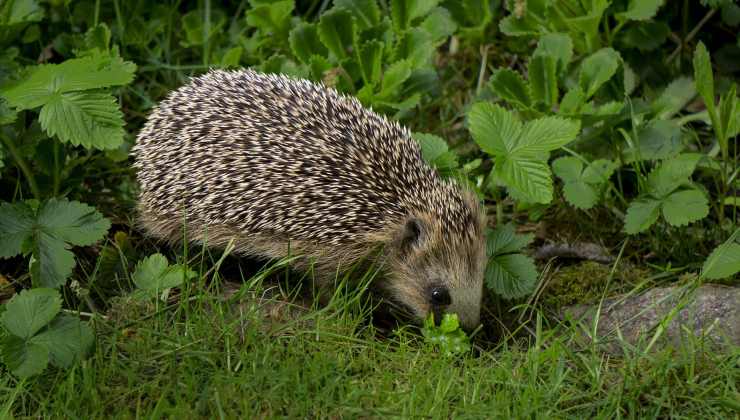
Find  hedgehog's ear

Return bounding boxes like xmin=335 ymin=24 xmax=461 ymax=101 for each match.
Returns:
xmin=398 ymin=217 xmax=425 ymax=253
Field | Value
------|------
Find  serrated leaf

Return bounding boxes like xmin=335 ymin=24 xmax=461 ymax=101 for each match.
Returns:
xmin=0 ymin=335 xmax=48 ymax=378
xmin=30 ymin=314 xmax=94 ymax=368
xmin=693 ymin=42 xmax=717 ymax=125
xmin=652 ymin=77 xmax=697 ymax=119
xmin=245 ymin=0 xmax=293 ymax=39
xmin=534 ymin=33 xmax=573 ymax=75
xmin=616 ymin=0 xmax=664 ymax=21
xmin=579 ymin=48 xmax=620 ymax=99
xmin=132 ymin=254 xmax=197 ymax=297
xmin=563 ymin=182 xmax=599 ymax=209
xmin=646 ymin=153 xmax=702 ymax=198
xmin=702 ymin=241 xmax=740 ymax=280
xmin=489 ymin=68 xmax=531 ymax=108
xmin=485 ymin=254 xmax=539 ymax=299
xmin=0 ymin=288 xmax=61 ymax=339
xmin=420 ymin=7 xmax=457 ymax=42
xmin=38 ymin=91 xmax=124 ymax=150
xmin=0 ymin=201 xmax=34 ymax=258
xmin=624 ymin=198 xmax=661 ymax=234
xmin=289 ymin=23 xmax=327 ymax=64
xmin=394 ymin=28 xmax=433 ymax=69
xmin=378 ymin=60 xmax=412 ymax=99
xmin=529 ymin=54 xmax=558 ymax=108
xmin=37 ymin=198 xmax=112 ymax=246
xmin=486 ymin=224 xmax=534 ymax=256
xmin=661 ymin=189 xmax=709 ymax=227
xmin=514 ymin=116 xmax=580 ymax=156
xmin=358 ymin=40 xmax=383 ymax=84
xmin=619 ymin=20 xmax=670 ymax=51
xmin=623 ymin=119 xmax=684 ymax=163
xmin=391 ymin=0 xmax=439 ymax=32
xmin=30 ymin=233 xmax=76 ymax=289
xmin=468 ymin=102 xmax=522 ymax=156
xmin=0 ymin=56 xmax=136 ymax=110
xmin=559 ymin=87 xmax=585 ymax=114
xmin=317 ymin=8 xmax=357 ymax=60
xmin=551 ymin=156 xmax=583 ymax=183
xmin=582 ymin=159 xmax=617 ymax=184
xmin=334 ymin=0 xmax=381 ymax=30
xmin=495 ymin=156 xmax=553 ymax=204
xmin=413 ymin=133 xmax=458 ymax=174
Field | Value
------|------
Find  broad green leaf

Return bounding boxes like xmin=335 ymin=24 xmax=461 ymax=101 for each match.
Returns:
xmin=485 ymin=254 xmax=539 ymax=299
xmin=563 ymin=182 xmax=599 ymax=209
xmin=651 ymin=77 xmax=697 ymax=119
xmin=0 ymin=201 xmax=34 ymax=258
xmin=182 ymin=9 xmax=227 ymax=47
xmin=534 ymin=33 xmax=573 ymax=75
xmin=622 ymin=119 xmax=684 ymax=163
xmin=499 ymin=0 xmax=548 ymax=36
xmin=661 ymin=189 xmax=709 ymax=227
xmin=334 ymin=0 xmax=381 ymax=30
xmin=0 ymin=56 xmax=136 ymax=110
xmin=245 ymin=0 xmax=293 ymax=39
xmin=358 ymin=40 xmax=383 ymax=84
xmin=132 ymin=254 xmax=197 ymax=297
xmin=420 ymin=7 xmax=457 ymax=42
xmin=624 ymin=198 xmax=661 ymax=234
xmin=693 ymin=42 xmax=717 ymax=126
xmin=528 ymin=55 xmax=558 ymax=108
xmin=38 ymin=92 xmax=124 ymax=150
xmin=551 ymin=156 xmax=583 ymax=183
xmin=579 ymin=48 xmax=620 ymax=98
xmin=489 ymin=68 xmax=531 ymax=108
xmin=582 ymin=159 xmax=618 ymax=184
xmin=317 ymin=8 xmax=357 ymax=60
xmin=439 ymin=312 xmax=460 ymax=333
xmin=468 ymin=102 xmax=521 ymax=156
xmin=289 ymin=23 xmax=327 ymax=64
xmin=514 ymin=116 xmax=580 ymax=156
xmin=391 ymin=0 xmax=439 ymax=32
xmin=495 ymin=157 xmax=553 ymax=203
xmin=0 ymin=288 xmax=61 ymax=339
xmin=646 ymin=153 xmax=702 ymax=198
xmin=619 ymin=21 xmax=670 ymax=51
xmin=559 ymin=87 xmax=585 ymax=114
xmin=29 ymin=233 xmax=76 ymax=289
xmin=486 ymin=224 xmax=534 ymax=256
xmin=378 ymin=60 xmax=412 ymax=99
xmin=413 ymin=133 xmax=458 ymax=174
xmin=220 ymin=47 xmax=243 ymax=68
xmin=37 ymin=199 xmax=112 ymax=246
xmin=394 ymin=28 xmax=434 ymax=69
xmin=0 ymin=98 xmax=16 ymax=125
xmin=421 ymin=313 xmax=470 ymax=356
xmin=616 ymin=0 xmax=664 ymax=21
xmin=30 ymin=315 xmax=94 ymax=368
xmin=0 ymin=0 xmax=43 ymax=26
xmin=718 ymin=84 xmax=738 ymax=143
xmin=702 ymin=241 xmax=740 ymax=280
xmin=0 ymin=335 xmax=48 ymax=378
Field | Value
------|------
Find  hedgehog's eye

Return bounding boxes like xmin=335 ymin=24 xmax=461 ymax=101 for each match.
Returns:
xmin=429 ymin=286 xmax=451 ymax=306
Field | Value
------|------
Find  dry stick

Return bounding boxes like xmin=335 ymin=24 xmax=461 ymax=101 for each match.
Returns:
xmin=665 ymin=8 xmax=717 ymax=64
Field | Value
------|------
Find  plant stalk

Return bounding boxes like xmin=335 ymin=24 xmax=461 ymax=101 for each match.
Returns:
xmin=0 ymin=130 xmax=41 ymax=199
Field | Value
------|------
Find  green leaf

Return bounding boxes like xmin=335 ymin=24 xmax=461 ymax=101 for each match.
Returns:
xmin=30 ymin=315 xmax=94 ymax=368
xmin=468 ymin=102 xmax=521 ymax=156
xmin=421 ymin=313 xmax=470 ymax=356
xmin=485 ymin=254 xmax=539 ymax=299
xmin=624 ymin=198 xmax=661 ymax=234
xmin=391 ymin=0 xmax=439 ymax=32
xmin=582 ymin=159 xmax=617 ymax=184
xmin=0 ymin=335 xmax=49 ymax=378
xmin=718 ymin=83 xmax=738 ymax=143
xmin=495 ymin=157 xmax=553 ymax=203
xmin=619 ymin=21 xmax=670 ymax=51
xmin=38 ymin=92 xmax=124 ymax=150
xmin=661 ymin=189 xmax=709 ymax=227
xmin=559 ymin=87 xmax=585 ymax=114
xmin=0 ymin=201 xmax=34 ymax=258
xmin=0 ymin=0 xmax=43 ymax=26
xmin=245 ymin=0 xmax=293 ymax=39
xmin=37 ymin=199 xmax=111 ymax=247
xmin=132 ymin=254 xmax=197 ymax=298
xmin=0 ymin=288 xmax=61 ymax=339
xmin=317 ymin=8 xmax=357 ymax=60
xmin=0 ymin=97 xmax=16 ymax=125
xmin=579 ymin=48 xmax=620 ymax=98
xmin=489 ymin=68 xmax=531 ymax=108
xmin=623 ymin=119 xmax=684 ymax=163
xmin=394 ymin=28 xmax=434 ymax=69
xmin=0 ymin=56 xmax=136 ymax=110
xmin=420 ymin=7 xmax=457 ymax=43
xmin=334 ymin=0 xmax=381 ymax=30
xmin=413 ymin=133 xmax=459 ymax=174
xmin=514 ymin=116 xmax=580 ymax=156
xmin=616 ymin=0 xmax=664 ymax=21
xmin=534 ymin=33 xmax=573 ymax=75
xmin=562 ymin=182 xmax=599 ymax=209
xmin=486 ymin=224 xmax=534 ymax=256
xmin=693 ymin=42 xmax=717 ymax=128
xmin=553 ymin=157 xmax=615 ymax=209
xmin=646 ymin=153 xmax=702 ymax=198
xmin=551 ymin=156 xmax=583 ymax=183
xmin=702 ymin=241 xmax=740 ymax=280
xmin=651 ymin=77 xmax=697 ymax=120
xmin=289 ymin=23 xmax=327 ymax=64
xmin=529 ymin=54 xmax=558 ymax=108
xmin=378 ymin=60 xmax=412 ymax=99
xmin=30 ymin=233 xmax=77 ymax=289
xmin=357 ymin=40 xmax=383 ymax=84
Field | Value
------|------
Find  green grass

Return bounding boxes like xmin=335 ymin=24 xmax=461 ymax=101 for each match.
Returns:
xmin=1 ymin=257 xmax=737 ymax=418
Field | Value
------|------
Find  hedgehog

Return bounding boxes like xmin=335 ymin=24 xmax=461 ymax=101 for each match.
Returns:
xmin=132 ymin=69 xmax=487 ymax=330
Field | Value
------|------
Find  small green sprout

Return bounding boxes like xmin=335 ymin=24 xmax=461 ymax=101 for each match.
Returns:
xmin=421 ymin=313 xmax=471 ymax=356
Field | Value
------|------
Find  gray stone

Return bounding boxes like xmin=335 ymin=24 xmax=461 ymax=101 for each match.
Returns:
xmin=562 ymin=284 xmax=739 ymax=354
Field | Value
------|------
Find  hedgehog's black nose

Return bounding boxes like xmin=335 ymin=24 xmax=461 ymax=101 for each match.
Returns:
xmin=429 ymin=286 xmax=451 ymax=307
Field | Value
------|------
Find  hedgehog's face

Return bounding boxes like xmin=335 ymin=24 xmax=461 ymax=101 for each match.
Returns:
xmin=385 ymin=210 xmax=487 ymax=331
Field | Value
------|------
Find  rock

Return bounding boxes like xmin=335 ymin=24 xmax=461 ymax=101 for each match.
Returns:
xmin=562 ymin=284 xmax=739 ymax=354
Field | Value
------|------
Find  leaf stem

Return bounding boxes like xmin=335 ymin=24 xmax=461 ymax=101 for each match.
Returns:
xmin=0 ymin=130 xmax=41 ymax=199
